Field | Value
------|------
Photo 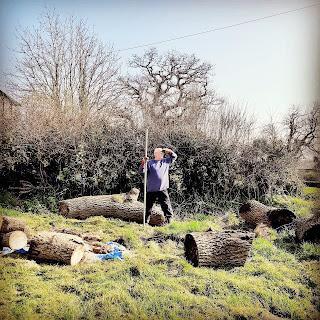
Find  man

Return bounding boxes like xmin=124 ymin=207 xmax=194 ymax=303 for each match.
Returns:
xmin=139 ymin=147 xmax=177 ymax=224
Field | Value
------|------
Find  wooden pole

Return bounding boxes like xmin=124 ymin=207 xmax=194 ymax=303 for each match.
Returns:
xmin=143 ymin=128 xmax=148 ymax=226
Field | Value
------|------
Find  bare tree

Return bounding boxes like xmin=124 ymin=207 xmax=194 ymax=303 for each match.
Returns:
xmin=284 ymin=103 xmax=320 ymax=155
xmin=6 ymin=9 xmax=120 ymax=117
xmin=120 ymin=47 xmax=221 ymax=128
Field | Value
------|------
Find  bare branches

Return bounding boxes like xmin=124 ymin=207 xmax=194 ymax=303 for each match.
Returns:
xmin=203 ymin=102 xmax=256 ymax=145
xmin=5 ymin=9 xmax=120 ymax=117
xmin=120 ymin=47 xmax=217 ymax=128
xmin=284 ymin=103 xmax=320 ymax=155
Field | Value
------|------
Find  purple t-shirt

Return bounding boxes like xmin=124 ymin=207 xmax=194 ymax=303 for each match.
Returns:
xmin=139 ymin=152 xmax=177 ymax=192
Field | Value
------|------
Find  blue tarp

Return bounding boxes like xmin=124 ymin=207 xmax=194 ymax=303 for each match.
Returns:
xmin=96 ymin=242 xmax=126 ymax=261
xmin=1 ymin=247 xmax=29 ymax=255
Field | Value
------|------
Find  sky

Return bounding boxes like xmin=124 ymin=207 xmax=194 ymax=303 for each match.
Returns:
xmin=1 ymin=0 xmax=319 ymax=127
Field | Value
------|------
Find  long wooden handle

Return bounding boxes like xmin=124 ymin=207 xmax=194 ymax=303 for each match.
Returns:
xmin=143 ymin=128 xmax=148 ymax=226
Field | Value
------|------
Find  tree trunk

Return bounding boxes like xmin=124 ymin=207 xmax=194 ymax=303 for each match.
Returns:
xmin=1 ymin=231 xmax=28 ymax=250
xmin=0 ymin=216 xmax=31 ymax=239
xmin=58 ymin=196 xmax=165 ymax=226
xmin=239 ymin=200 xmax=296 ymax=229
xmin=28 ymin=231 xmax=85 ymax=265
xmin=184 ymin=230 xmax=255 ymax=268
xmin=295 ymin=213 xmax=320 ymax=243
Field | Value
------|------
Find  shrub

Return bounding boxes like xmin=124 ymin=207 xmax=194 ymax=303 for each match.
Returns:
xmin=1 ymin=107 xmax=302 ymax=217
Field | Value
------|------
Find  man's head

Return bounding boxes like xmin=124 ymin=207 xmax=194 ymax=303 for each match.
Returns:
xmin=154 ymin=147 xmax=164 ymax=160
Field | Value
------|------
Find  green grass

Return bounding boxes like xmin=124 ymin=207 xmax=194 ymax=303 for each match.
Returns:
xmin=272 ymin=187 xmax=319 ymax=217
xmin=1 ymin=204 xmax=320 ymax=320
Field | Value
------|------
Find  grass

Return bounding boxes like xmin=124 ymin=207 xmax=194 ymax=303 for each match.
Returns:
xmin=272 ymin=186 xmax=319 ymax=217
xmin=0 ymin=189 xmax=320 ymax=320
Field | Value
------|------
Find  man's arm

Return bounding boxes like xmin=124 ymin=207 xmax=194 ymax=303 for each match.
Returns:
xmin=163 ymin=148 xmax=177 ymax=164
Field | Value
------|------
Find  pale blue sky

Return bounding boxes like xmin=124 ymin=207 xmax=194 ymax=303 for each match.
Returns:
xmin=1 ymin=0 xmax=319 ymax=126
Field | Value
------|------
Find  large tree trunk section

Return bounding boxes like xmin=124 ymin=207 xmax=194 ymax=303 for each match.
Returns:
xmin=28 ymin=231 xmax=85 ymax=265
xmin=295 ymin=214 xmax=320 ymax=243
xmin=58 ymin=196 xmax=165 ymax=226
xmin=0 ymin=216 xmax=26 ymax=233
xmin=184 ymin=230 xmax=255 ymax=268
xmin=1 ymin=231 xmax=28 ymax=250
xmin=239 ymin=200 xmax=296 ymax=229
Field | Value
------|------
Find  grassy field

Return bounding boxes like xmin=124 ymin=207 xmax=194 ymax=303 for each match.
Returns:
xmin=0 ymin=189 xmax=319 ymax=320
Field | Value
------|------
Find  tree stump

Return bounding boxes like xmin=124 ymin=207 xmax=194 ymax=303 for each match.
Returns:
xmin=28 ymin=231 xmax=85 ymax=265
xmin=58 ymin=189 xmax=165 ymax=226
xmin=239 ymin=200 xmax=296 ymax=229
xmin=184 ymin=230 xmax=255 ymax=268
xmin=295 ymin=213 xmax=320 ymax=243
xmin=1 ymin=231 xmax=28 ymax=250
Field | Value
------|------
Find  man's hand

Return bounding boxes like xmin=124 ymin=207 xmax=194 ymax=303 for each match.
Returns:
xmin=141 ymin=157 xmax=149 ymax=166
xmin=162 ymin=148 xmax=172 ymax=154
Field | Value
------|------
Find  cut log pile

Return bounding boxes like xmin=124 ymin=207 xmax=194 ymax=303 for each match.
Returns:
xmin=0 ymin=216 xmax=30 ymax=251
xmin=28 ymin=227 xmax=122 ymax=265
xmin=0 ymin=217 xmax=124 ymax=265
xmin=58 ymin=188 xmax=165 ymax=226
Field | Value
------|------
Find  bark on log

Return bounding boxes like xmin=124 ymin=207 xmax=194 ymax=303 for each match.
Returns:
xmin=239 ymin=200 xmax=296 ymax=229
xmin=0 ymin=216 xmax=26 ymax=233
xmin=50 ymin=227 xmax=83 ymax=237
xmin=28 ymin=231 xmax=85 ymax=265
xmin=295 ymin=213 xmax=320 ymax=243
xmin=49 ymin=227 xmax=103 ymax=242
xmin=58 ymin=195 xmax=165 ymax=226
xmin=184 ymin=230 xmax=255 ymax=268
xmin=1 ymin=231 xmax=28 ymax=250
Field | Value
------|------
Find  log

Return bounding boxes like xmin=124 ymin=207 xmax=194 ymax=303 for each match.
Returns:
xmin=239 ymin=200 xmax=296 ymax=229
xmin=58 ymin=192 xmax=165 ymax=226
xmin=0 ymin=216 xmax=31 ymax=239
xmin=184 ymin=230 xmax=255 ymax=268
xmin=49 ymin=227 xmax=103 ymax=242
xmin=50 ymin=227 xmax=83 ymax=237
xmin=1 ymin=231 xmax=28 ymax=250
xmin=28 ymin=231 xmax=85 ymax=265
xmin=295 ymin=213 xmax=320 ymax=243
xmin=0 ymin=216 xmax=26 ymax=233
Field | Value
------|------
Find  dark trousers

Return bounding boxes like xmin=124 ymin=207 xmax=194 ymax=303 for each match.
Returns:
xmin=146 ymin=189 xmax=173 ymax=219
